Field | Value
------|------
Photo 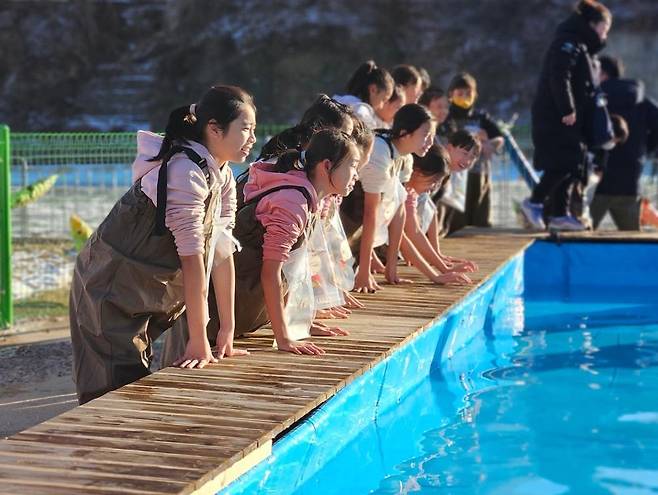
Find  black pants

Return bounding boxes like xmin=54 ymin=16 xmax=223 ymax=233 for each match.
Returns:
xmin=530 ymin=170 xmax=577 ymax=218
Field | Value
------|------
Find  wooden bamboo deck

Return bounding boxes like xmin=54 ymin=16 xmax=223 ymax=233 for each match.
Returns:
xmin=0 ymin=229 xmax=655 ymax=494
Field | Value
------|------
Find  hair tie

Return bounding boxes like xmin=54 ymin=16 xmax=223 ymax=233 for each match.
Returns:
xmin=295 ymin=150 xmax=307 ymax=170
xmin=183 ymin=103 xmax=197 ymax=124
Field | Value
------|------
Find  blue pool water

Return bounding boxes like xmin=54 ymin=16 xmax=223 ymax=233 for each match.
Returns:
xmin=293 ymin=289 xmax=658 ymax=494
xmin=222 ymin=243 xmax=658 ymax=495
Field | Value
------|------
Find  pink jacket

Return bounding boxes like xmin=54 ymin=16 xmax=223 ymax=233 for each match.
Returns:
xmin=132 ymin=131 xmax=236 ymax=257
xmin=243 ymin=161 xmax=318 ymax=262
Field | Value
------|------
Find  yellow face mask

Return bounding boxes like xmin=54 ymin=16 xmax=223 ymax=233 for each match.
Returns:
xmin=451 ymin=95 xmax=475 ymax=110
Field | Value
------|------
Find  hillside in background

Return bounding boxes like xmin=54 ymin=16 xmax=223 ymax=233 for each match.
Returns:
xmin=1 ymin=0 xmax=657 ymax=131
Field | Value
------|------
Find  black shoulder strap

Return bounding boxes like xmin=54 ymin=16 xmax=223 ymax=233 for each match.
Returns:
xmin=375 ymin=132 xmax=395 ymax=160
xmin=240 ymin=184 xmax=313 ymax=212
xmin=154 ymin=146 xmax=209 ymax=236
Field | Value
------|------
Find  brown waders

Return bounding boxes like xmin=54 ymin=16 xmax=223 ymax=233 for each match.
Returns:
xmin=70 ymin=147 xmax=218 ymax=404
xmin=160 ymin=185 xmax=313 ymax=367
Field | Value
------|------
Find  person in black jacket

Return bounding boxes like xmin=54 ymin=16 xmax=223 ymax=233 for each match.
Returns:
xmin=440 ymin=72 xmax=504 ymax=233
xmin=590 ymin=55 xmax=658 ymax=230
xmin=521 ymin=0 xmax=612 ymax=231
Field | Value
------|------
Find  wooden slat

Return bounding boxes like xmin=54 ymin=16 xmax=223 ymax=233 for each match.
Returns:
xmin=0 ymin=230 xmax=550 ymax=494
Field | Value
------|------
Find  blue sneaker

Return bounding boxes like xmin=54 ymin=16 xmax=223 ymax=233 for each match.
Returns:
xmin=548 ymin=215 xmax=587 ymax=231
xmin=520 ymin=198 xmax=546 ymax=230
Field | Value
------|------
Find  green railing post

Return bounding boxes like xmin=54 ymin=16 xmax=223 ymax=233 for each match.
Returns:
xmin=0 ymin=124 xmax=12 ymax=328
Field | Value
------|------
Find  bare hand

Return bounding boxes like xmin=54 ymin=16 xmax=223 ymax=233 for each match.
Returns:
xmin=214 ymin=328 xmax=249 ymax=359
xmin=434 ymin=272 xmax=472 ymax=285
xmin=315 ymin=306 xmax=351 ymax=319
xmin=343 ymin=291 xmax=365 ymax=309
xmin=370 ymin=252 xmax=385 ymax=273
xmin=562 ymin=112 xmax=576 ymax=126
xmin=353 ymin=267 xmax=381 ymax=293
xmin=310 ymin=320 xmax=350 ymax=337
xmin=385 ymin=264 xmax=413 ymax=285
xmin=449 ymin=262 xmax=478 ymax=273
xmin=277 ymin=338 xmax=325 ymax=355
xmin=173 ymin=338 xmax=218 ymax=369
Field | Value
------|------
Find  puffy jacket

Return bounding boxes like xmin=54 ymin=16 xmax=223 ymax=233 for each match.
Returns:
xmin=531 ymin=13 xmax=602 ymax=172
xmin=596 ymin=78 xmax=658 ymax=196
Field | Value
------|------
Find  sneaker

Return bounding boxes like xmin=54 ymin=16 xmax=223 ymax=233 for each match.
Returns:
xmin=520 ymin=198 xmax=546 ymax=230
xmin=547 ymin=215 xmax=587 ymax=231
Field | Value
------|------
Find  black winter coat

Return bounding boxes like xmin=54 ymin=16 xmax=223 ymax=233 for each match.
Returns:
xmin=596 ymin=78 xmax=658 ymax=196
xmin=531 ymin=13 xmax=602 ymax=172
xmin=442 ymin=104 xmax=502 ymax=174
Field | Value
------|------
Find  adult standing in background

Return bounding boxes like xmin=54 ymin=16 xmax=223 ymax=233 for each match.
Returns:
xmin=590 ymin=55 xmax=658 ymax=230
xmin=521 ymin=0 xmax=612 ymax=231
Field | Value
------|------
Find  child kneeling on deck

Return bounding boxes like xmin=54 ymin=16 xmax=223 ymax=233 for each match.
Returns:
xmin=70 ymin=86 xmax=255 ymax=404
xmin=165 ymin=129 xmax=360 ymax=356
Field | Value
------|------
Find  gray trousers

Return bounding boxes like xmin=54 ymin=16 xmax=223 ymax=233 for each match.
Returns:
xmin=590 ymin=194 xmax=641 ymax=231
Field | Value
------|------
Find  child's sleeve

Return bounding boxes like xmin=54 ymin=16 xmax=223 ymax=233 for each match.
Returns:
xmin=164 ymin=156 xmax=210 ymax=257
xmin=256 ymin=191 xmax=309 ymax=262
xmin=214 ymin=167 xmax=239 ymax=262
xmin=219 ymin=167 xmax=237 ymax=228
xmin=359 ymin=139 xmax=391 ymax=194
xmin=645 ymin=97 xmax=658 ymax=155
xmin=479 ymin=111 xmax=503 ymax=140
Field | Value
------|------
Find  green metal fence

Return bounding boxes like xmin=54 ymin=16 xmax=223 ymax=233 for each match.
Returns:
xmin=0 ymin=125 xmax=12 ymax=328
xmin=4 ymin=125 xmax=288 ymax=325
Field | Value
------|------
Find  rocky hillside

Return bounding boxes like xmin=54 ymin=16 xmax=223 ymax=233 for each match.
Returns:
xmin=1 ymin=0 xmax=657 ymax=131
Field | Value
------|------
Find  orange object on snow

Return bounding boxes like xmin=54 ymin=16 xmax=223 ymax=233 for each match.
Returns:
xmin=640 ymin=197 xmax=658 ymax=228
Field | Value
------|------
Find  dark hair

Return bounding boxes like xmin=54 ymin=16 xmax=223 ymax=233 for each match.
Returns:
xmin=259 ymin=94 xmax=352 ymax=160
xmin=447 ymin=72 xmax=478 ymax=94
xmin=346 ymin=60 xmax=394 ymax=105
xmin=274 ymin=129 xmax=358 ymax=176
xmin=412 ymin=144 xmax=450 ymax=177
xmin=383 ymin=103 xmax=434 ymax=140
xmin=151 ymin=85 xmax=254 ymax=161
xmin=610 ymin=113 xmax=629 ymax=145
xmin=418 ymin=67 xmax=431 ymax=91
xmin=599 ymin=54 xmax=624 ymax=79
xmin=418 ymin=86 xmax=446 ymax=108
xmin=448 ymin=129 xmax=482 ymax=155
xmin=575 ymin=0 xmax=612 ymax=24
xmin=351 ymin=116 xmax=375 ymax=155
xmin=392 ymin=64 xmax=421 ymax=88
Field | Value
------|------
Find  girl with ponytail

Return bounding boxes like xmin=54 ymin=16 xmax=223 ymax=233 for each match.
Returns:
xmin=70 ymin=85 xmax=256 ymax=404
xmin=341 ymin=103 xmax=435 ymax=293
xmin=257 ymin=94 xmax=354 ymax=161
xmin=334 ymin=60 xmax=394 ymax=129
xmin=211 ymin=129 xmax=359 ymax=355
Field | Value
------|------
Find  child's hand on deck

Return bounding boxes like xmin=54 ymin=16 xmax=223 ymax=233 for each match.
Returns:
xmin=343 ymin=291 xmax=365 ymax=309
xmin=370 ymin=252 xmax=385 ymax=273
xmin=277 ymin=338 xmax=326 ymax=355
xmin=434 ymin=272 xmax=472 ymax=285
xmin=449 ymin=261 xmax=478 ymax=273
xmin=214 ymin=328 xmax=250 ymax=359
xmin=173 ymin=338 xmax=218 ymax=369
xmin=315 ymin=306 xmax=351 ymax=319
xmin=385 ymin=264 xmax=413 ymax=285
xmin=310 ymin=320 xmax=350 ymax=337
xmin=353 ymin=267 xmax=381 ymax=293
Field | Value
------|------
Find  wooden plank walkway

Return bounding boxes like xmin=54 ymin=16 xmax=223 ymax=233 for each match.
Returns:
xmin=3 ymin=229 xmax=653 ymax=494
